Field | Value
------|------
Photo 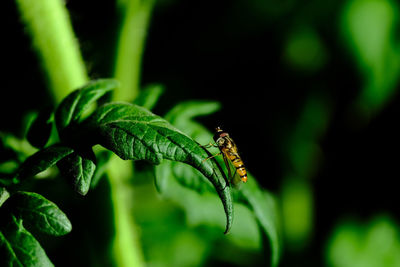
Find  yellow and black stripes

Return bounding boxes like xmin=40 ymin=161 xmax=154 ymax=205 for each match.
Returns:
xmin=227 ymin=153 xmax=248 ymax=183
xmin=234 ymin=161 xmax=248 ymax=183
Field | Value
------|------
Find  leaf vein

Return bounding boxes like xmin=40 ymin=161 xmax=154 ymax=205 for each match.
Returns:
xmin=0 ymin=231 xmax=23 ymax=266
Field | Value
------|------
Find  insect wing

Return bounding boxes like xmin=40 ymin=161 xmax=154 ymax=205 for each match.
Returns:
xmin=223 ymin=151 xmax=243 ymax=187
xmin=222 ymin=152 xmax=233 ymax=182
xmin=230 ymin=164 xmax=243 ymax=186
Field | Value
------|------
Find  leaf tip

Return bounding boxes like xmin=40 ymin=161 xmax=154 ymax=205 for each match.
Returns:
xmin=75 ymin=186 xmax=89 ymax=196
xmin=63 ymin=219 xmax=73 ymax=234
xmin=223 ymin=225 xmax=231 ymax=235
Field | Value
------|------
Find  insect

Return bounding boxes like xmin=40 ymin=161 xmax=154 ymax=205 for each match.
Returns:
xmin=203 ymin=127 xmax=247 ymax=184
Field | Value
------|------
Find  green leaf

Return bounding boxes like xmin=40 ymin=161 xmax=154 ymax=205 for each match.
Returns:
xmin=0 ymin=132 xmax=30 ymax=163
xmin=165 ymin=100 xmax=221 ymax=127
xmin=0 ymin=215 xmax=53 ymax=267
xmin=15 ymin=145 xmax=74 ymax=181
xmin=57 ymin=150 xmax=96 ymax=195
xmin=170 ymin=161 xmax=215 ymax=193
xmin=0 ymin=161 xmax=19 ymax=185
xmin=159 ymin=101 xmax=221 ymax=192
xmin=0 ymin=187 xmax=10 ymax=207
xmin=0 ymin=159 xmax=19 ymax=186
xmin=7 ymin=191 xmax=72 ymax=236
xmin=326 ymin=215 xmax=400 ymax=267
xmin=85 ymin=102 xmax=233 ymax=233
xmin=342 ymin=0 xmax=400 ymax=113
xmin=26 ymin=107 xmax=53 ymax=149
xmin=133 ymin=84 xmax=164 ymax=110
xmin=156 ymin=161 xmax=262 ymax=250
xmin=164 ymin=101 xmax=282 ymax=265
xmin=55 ymin=79 xmax=119 ymax=135
xmin=239 ymin=175 xmax=282 ymax=267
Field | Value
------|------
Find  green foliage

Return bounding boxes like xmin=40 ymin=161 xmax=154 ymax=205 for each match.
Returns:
xmin=284 ymin=26 xmax=327 ymax=72
xmin=3 ymin=80 xmax=287 ymax=266
xmin=0 ymin=215 xmax=53 ymax=267
xmin=133 ymin=84 xmax=165 ymax=110
xmin=84 ymin=101 xmax=233 ymax=233
xmin=52 ymin=79 xmax=119 ymax=196
xmin=281 ymin=177 xmax=313 ymax=250
xmin=57 ymin=151 xmax=96 ymax=196
xmin=5 ymin=191 xmax=72 ymax=236
xmin=55 ymin=79 xmax=118 ymax=136
xmin=84 ymin=102 xmax=204 ymax=165
xmin=15 ymin=145 xmax=74 ymax=182
xmin=0 ymin=190 xmax=72 ymax=266
xmin=240 ymin=175 xmax=282 ymax=267
xmin=9 ymin=0 xmax=287 ymax=265
xmin=326 ymin=215 xmax=400 ymax=267
xmin=7 ymin=81 xmax=233 ymax=217
xmin=157 ymin=100 xmax=282 ymax=266
xmin=11 ymin=0 xmax=400 ymax=266
xmin=342 ymin=0 xmax=400 ymax=114
xmin=159 ymin=100 xmax=222 ymax=193
xmin=0 ymin=187 xmax=10 ymax=207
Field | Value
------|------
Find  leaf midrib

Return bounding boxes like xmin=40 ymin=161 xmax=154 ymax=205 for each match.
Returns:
xmin=102 ymin=120 xmax=212 ymax=173
xmin=15 ymin=205 xmax=68 ymax=234
xmin=0 ymin=231 xmax=23 ymax=267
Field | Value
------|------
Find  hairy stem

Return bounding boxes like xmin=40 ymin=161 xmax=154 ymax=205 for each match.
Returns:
xmin=16 ymin=0 xmax=145 ymax=266
xmin=15 ymin=0 xmax=88 ymax=103
xmin=113 ymin=0 xmax=156 ymax=101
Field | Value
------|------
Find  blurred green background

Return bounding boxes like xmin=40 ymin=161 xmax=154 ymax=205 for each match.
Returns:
xmin=2 ymin=0 xmax=400 ymax=266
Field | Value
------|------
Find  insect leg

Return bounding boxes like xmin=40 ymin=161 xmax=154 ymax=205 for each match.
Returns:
xmin=202 ymin=152 xmax=222 ymax=162
xmin=221 ymin=153 xmax=237 ymax=187
xmin=200 ymin=142 xmax=218 ymax=148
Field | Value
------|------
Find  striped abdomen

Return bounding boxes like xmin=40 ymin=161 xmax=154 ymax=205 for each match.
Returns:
xmin=226 ymin=152 xmax=247 ymax=183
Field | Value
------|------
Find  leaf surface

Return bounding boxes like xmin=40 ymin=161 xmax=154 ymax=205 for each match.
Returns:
xmin=57 ymin=151 xmax=96 ymax=195
xmin=160 ymin=101 xmax=222 ymax=191
xmin=85 ymin=102 xmax=233 ymax=233
xmin=165 ymin=100 xmax=221 ymax=127
xmin=0 ymin=216 xmax=53 ymax=267
xmin=239 ymin=175 xmax=282 ymax=267
xmin=8 ymin=191 xmax=72 ymax=236
xmin=55 ymin=79 xmax=119 ymax=135
xmin=16 ymin=145 xmax=74 ymax=181
xmin=155 ymin=160 xmax=261 ymax=249
xmin=163 ymin=100 xmax=282 ymax=265
xmin=133 ymin=84 xmax=164 ymax=110
xmin=0 ymin=187 xmax=10 ymax=207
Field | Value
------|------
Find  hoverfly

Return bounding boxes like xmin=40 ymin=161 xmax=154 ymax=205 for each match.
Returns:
xmin=203 ymin=127 xmax=247 ymax=185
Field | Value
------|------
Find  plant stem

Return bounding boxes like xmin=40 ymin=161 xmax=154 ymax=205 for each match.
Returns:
xmin=16 ymin=1 xmax=152 ymax=266
xmin=107 ymin=156 xmax=144 ymax=267
xmin=108 ymin=1 xmax=156 ymax=266
xmin=15 ymin=0 xmax=88 ymax=103
xmin=113 ymin=0 xmax=156 ymax=101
